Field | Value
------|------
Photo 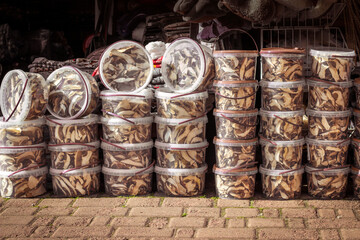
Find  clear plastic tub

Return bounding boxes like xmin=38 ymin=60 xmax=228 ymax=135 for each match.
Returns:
xmin=99 ymin=40 xmax=153 ymax=92
xmin=155 ymin=164 xmax=207 ymax=197
xmin=310 ymin=48 xmax=355 ymax=82
xmin=155 ymin=116 xmax=207 ymax=144
xmin=306 ymin=138 xmax=349 ymax=168
xmin=0 ymin=166 xmax=47 ymax=198
xmin=307 ymin=79 xmax=352 ymax=111
xmin=260 ymin=109 xmax=304 ymax=141
xmin=260 ymin=48 xmax=305 ymax=82
xmin=50 ymin=165 xmax=101 ymax=197
xmin=260 ymin=165 xmax=304 ymax=199
xmin=155 ymin=141 xmax=208 ymax=169
xmin=46 ymin=114 xmax=99 ymax=144
xmin=162 ymin=38 xmax=215 ymax=94
xmin=100 ymin=89 xmax=153 ymax=118
xmin=307 ymin=108 xmax=351 ymax=140
xmin=214 ymin=165 xmax=257 ymax=199
xmin=260 ymin=80 xmax=305 ymax=111
xmin=48 ymin=141 xmax=100 ymax=170
xmin=102 ymin=165 xmax=153 ymax=196
xmin=305 ymin=165 xmax=349 ymax=199
xmin=351 ymin=166 xmax=360 ymax=199
xmin=213 ymin=80 xmax=258 ymax=111
xmin=0 ymin=118 xmax=45 ymax=146
xmin=353 ymin=109 xmax=360 ymax=138
xmin=101 ymin=116 xmax=152 ymax=144
xmin=351 ymin=138 xmax=360 ymax=168
xmin=155 ymin=88 xmax=208 ymax=119
xmin=213 ymin=109 xmax=257 ymax=140
xmin=354 ymin=78 xmax=360 ymax=109
xmin=0 ymin=69 xmax=48 ymax=121
xmin=47 ymin=66 xmax=99 ymax=119
xmin=260 ymin=138 xmax=304 ymax=170
xmin=214 ymin=137 xmax=257 ymax=169
xmin=101 ymin=140 xmax=153 ymax=169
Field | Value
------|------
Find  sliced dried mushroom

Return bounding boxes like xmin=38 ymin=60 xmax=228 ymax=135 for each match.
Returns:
xmin=82 ymin=72 xmax=100 ymax=117
xmin=353 ymin=110 xmax=360 ymax=138
xmin=351 ymin=167 xmax=360 ymax=199
xmin=351 ymin=138 xmax=360 ymax=168
xmin=354 ymin=80 xmax=360 ymax=109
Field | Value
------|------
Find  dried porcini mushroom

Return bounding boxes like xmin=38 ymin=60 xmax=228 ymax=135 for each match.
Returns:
xmin=351 ymin=167 xmax=360 ymax=199
xmin=260 ymin=109 xmax=304 ymax=141
xmin=351 ymin=138 xmax=360 ymax=168
xmin=260 ymin=166 xmax=304 ymax=199
xmin=354 ymin=79 xmax=360 ymax=109
xmin=353 ymin=109 xmax=360 ymax=138
xmin=260 ymin=81 xmax=304 ymax=111
xmin=307 ymin=109 xmax=350 ymax=140
xmin=306 ymin=165 xmax=349 ymax=199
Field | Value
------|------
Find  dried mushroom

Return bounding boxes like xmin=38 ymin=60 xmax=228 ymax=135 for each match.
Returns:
xmin=311 ymin=57 xmax=352 ymax=82
xmin=354 ymin=81 xmax=360 ymax=109
xmin=103 ymin=148 xmax=152 ymax=169
xmin=351 ymin=167 xmax=360 ymax=199
xmin=0 ymin=146 xmax=45 ymax=172
xmin=351 ymin=139 xmax=360 ymax=168
xmin=82 ymin=72 xmax=100 ymax=117
xmin=261 ymin=56 xmax=304 ymax=82
xmin=353 ymin=110 xmax=360 ymax=138
xmin=0 ymin=120 xmax=44 ymax=146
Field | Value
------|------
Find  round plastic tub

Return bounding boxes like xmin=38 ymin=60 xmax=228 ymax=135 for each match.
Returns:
xmin=307 ymin=79 xmax=352 ymax=111
xmin=306 ymin=138 xmax=349 ymax=168
xmin=305 ymin=165 xmax=349 ymax=199
xmin=101 ymin=116 xmax=152 ymax=144
xmin=103 ymin=165 xmax=153 ymax=196
xmin=0 ymin=166 xmax=47 ymax=198
xmin=0 ymin=69 xmax=48 ymax=121
xmin=260 ymin=138 xmax=304 ymax=170
xmin=260 ymin=80 xmax=305 ymax=111
xmin=155 ymin=164 xmax=207 ymax=196
xmin=50 ymin=165 xmax=101 ymax=197
xmin=213 ymin=80 xmax=258 ymax=111
xmin=155 ymin=116 xmax=207 ymax=144
xmin=259 ymin=165 xmax=304 ymax=199
xmin=100 ymin=89 xmax=153 ymax=118
xmin=260 ymin=48 xmax=305 ymax=82
xmin=213 ymin=109 xmax=257 ymax=140
xmin=214 ymin=137 xmax=257 ymax=169
xmin=0 ymin=118 xmax=45 ymax=146
xmin=306 ymin=108 xmax=351 ymax=140
xmin=259 ymin=109 xmax=304 ymax=141
xmin=155 ymin=141 xmax=208 ymax=168
xmin=310 ymin=48 xmax=355 ymax=82
xmin=161 ymin=38 xmax=215 ymax=94
xmin=214 ymin=165 xmax=257 ymax=199
xmin=155 ymin=88 xmax=208 ymax=119
xmin=351 ymin=166 xmax=360 ymax=199
xmin=213 ymin=50 xmax=258 ymax=81
xmin=48 ymin=141 xmax=100 ymax=170
xmin=354 ymin=78 xmax=360 ymax=109
xmin=101 ymin=140 xmax=153 ymax=169
xmin=351 ymin=138 xmax=360 ymax=168
xmin=46 ymin=114 xmax=99 ymax=144
xmin=353 ymin=109 xmax=360 ymax=138
xmin=47 ymin=66 xmax=99 ymax=119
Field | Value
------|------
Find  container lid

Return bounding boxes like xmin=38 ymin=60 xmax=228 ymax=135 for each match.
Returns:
xmin=100 ymin=88 xmax=153 ymax=100
xmin=307 ymin=79 xmax=353 ymax=88
xmin=154 ymin=115 xmax=208 ymax=125
xmin=155 ymin=140 xmax=208 ymax=150
xmin=99 ymin=40 xmax=153 ymax=93
xmin=100 ymin=116 xmax=153 ymax=125
xmin=305 ymin=165 xmax=350 ymax=175
xmin=50 ymin=165 xmax=101 ymax=176
xmin=259 ymin=108 xmax=305 ymax=118
xmin=260 ymin=47 xmax=305 ymax=56
xmin=213 ymin=80 xmax=258 ymax=88
xmin=306 ymin=137 xmax=350 ymax=147
xmin=213 ymin=137 xmax=258 ymax=147
xmin=0 ymin=166 xmax=48 ymax=178
xmin=155 ymin=87 xmax=208 ymax=100
xmin=48 ymin=141 xmax=100 ymax=151
xmin=0 ymin=142 xmax=46 ymax=153
xmin=353 ymin=108 xmax=360 ymax=117
xmin=213 ymin=165 xmax=258 ymax=176
xmin=101 ymin=140 xmax=153 ymax=151
xmin=102 ymin=165 xmax=154 ymax=176
xmin=260 ymin=137 xmax=305 ymax=147
xmin=260 ymin=80 xmax=305 ymax=88
xmin=213 ymin=50 xmax=258 ymax=57
xmin=351 ymin=166 xmax=360 ymax=175
xmin=213 ymin=109 xmax=258 ymax=117
xmin=155 ymin=164 xmax=208 ymax=176
xmin=0 ymin=117 xmax=45 ymax=128
xmin=46 ymin=114 xmax=99 ymax=126
xmin=309 ymin=48 xmax=356 ymax=57
xmin=259 ymin=165 xmax=304 ymax=176
xmin=306 ymin=108 xmax=351 ymax=117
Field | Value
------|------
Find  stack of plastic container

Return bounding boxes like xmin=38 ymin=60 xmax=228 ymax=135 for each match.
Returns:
xmin=352 ymin=77 xmax=360 ymax=199
xmin=259 ymin=48 xmax=306 ymax=199
xmin=305 ymin=48 xmax=355 ymax=199
xmin=0 ymin=70 xmax=48 ymax=198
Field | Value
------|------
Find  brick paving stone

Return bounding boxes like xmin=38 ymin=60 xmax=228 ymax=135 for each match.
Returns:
xmin=73 ymin=207 xmax=128 ymax=216
xmin=30 ymin=216 xmax=55 ymax=227
xmin=36 ymin=207 xmax=74 ymax=216
xmin=90 ymin=216 xmax=112 ymax=226
xmin=187 ymin=207 xmax=220 ymax=218
xmin=317 ymin=209 xmax=336 ymax=218
xmin=340 ymin=229 xmax=360 ymax=240
xmin=263 ymin=209 xmax=279 ymax=218
xmin=52 ymin=226 xmax=112 ymax=238
xmin=307 ymin=200 xmax=360 ymax=209
xmin=0 ymin=215 xmax=34 ymax=225
xmin=126 ymin=198 xmax=160 ymax=207
xmin=320 ymin=229 xmax=340 ymax=240
xmin=0 ymin=225 xmax=34 ymax=238
xmin=337 ymin=209 xmax=356 ymax=219
xmin=287 ymin=218 xmax=305 ymax=228
xmin=148 ymin=218 xmax=168 ymax=228
xmin=217 ymin=199 xmax=249 ymax=207
xmin=282 ymin=208 xmax=317 ymax=218
xmin=162 ymin=198 xmax=213 ymax=207
xmin=176 ymin=228 xmax=194 ymax=238
xmin=224 ymin=208 xmax=259 ymax=218
xmin=228 ymin=219 xmax=245 ymax=228
xmin=169 ymin=217 xmax=206 ymax=228
xmin=253 ymin=200 xmax=305 ymax=208
xmin=38 ymin=198 xmax=73 ymax=207
xmin=111 ymin=217 xmax=148 ymax=227
xmin=1 ymin=207 xmax=37 ymax=216
xmin=195 ymin=228 xmax=255 ymax=239
xmin=247 ymin=218 xmax=285 ymax=228
xmin=307 ymin=219 xmax=360 ymax=228
xmin=129 ymin=207 xmax=182 ymax=217
xmin=73 ymin=197 xmax=126 ymax=207
xmin=31 ymin=226 xmax=58 ymax=238
xmin=114 ymin=227 xmax=174 ymax=238
xmin=53 ymin=216 xmax=92 ymax=226
xmin=4 ymin=198 xmax=40 ymax=207
xmin=258 ymin=228 xmax=319 ymax=240
xmin=207 ymin=218 xmax=225 ymax=228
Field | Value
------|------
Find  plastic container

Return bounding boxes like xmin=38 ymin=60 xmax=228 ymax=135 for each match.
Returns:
xmin=260 ymin=48 xmax=305 ymax=82
xmin=305 ymin=165 xmax=349 ymax=199
xmin=260 ymin=138 xmax=304 ymax=170
xmin=155 ymin=116 xmax=207 ymax=144
xmin=213 ymin=109 xmax=257 ymax=140
xmin=155 ymin=141 xmax=208 ymax=168
xmin=161 ymin=38 xmax=215 ymax=94
xmin=351 ymin=166 xmax=360 ymax=199
xmin=155 ymin=164 xmax=207 ymax=196
xmin=306 ymin=138 xmax=349 ymax=168
xmin=46 ymin=114 xmax=99 ymax=144
xmin=47 ymin=66 xmax=99 ymax=119
xmin=100 ymin=89 xmax=153 ymax=118
xmin=50 ymin=165 xmax=101 ymax=197
xmin=351 ymin=138 xmax=360 ymax=168
xmin=0 ymin=118 xmax=45 ymax=146
xmin=310 ymin=48 xmax=356 ymax=82
xmin=0 ymin=69 xmax=48 ymax=121
xmin=353 ymin=109 xmax=360 ymax=138
xmin=155 ymin=88 xmax=208 ymax=119
xmin=213 ymin=80 xmax=258 ymax=111
xmin=214 ymin=166 xmax=257 ymax=199
xmin=103 ymin=165 xmax=153 ymax=196
xmin=306 ymin=108 xmax=351 ymax=140
xmin=259 ymin=109 xmax=304 ymax=141
xmin=101 ymin=116 xmax=152 ymax=144
xmin=354 ymin=78 xmax=360 ymax=109
xmin=48 ymin=141 xmax=100 ymax=170
xmin=214 ymin=137 xmax=257 ymax=169
xmin=0 ymin=166 xmax=47 ymax=198
xmin=260 ymin=80 xmax=305 ymax=111
xmin=101 ymin=140 xmax=153 ymax=169
xmin=260 ymin=165 xmax=304 ymax=199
